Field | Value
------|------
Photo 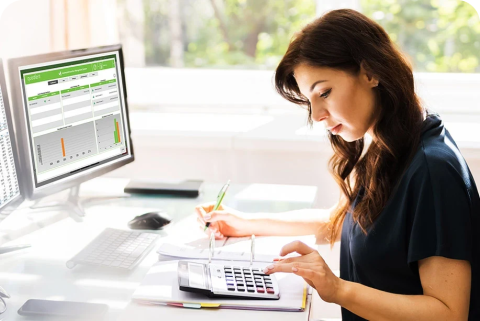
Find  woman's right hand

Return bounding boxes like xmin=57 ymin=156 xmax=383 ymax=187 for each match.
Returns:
xmin=195 ymin=203 xmax=253 ymax=239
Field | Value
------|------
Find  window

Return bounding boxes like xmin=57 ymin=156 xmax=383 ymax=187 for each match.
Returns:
xmin=116 ymin=0 xmax=480 ymax=73
xmin=360 ymin=0 xmax=480 ymax=73
xmin=2 ymin=0 xmax=478 ymax=113
xmin=116 ymin=0 xmax=316 ymax=68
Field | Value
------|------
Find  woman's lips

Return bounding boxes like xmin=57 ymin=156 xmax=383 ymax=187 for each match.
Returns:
xmin=330 ymin=124 xmax=342 ymax=135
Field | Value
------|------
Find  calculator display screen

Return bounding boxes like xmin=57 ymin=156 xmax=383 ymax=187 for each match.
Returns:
xmin=188 ymin=262 xmax=207 ymax=289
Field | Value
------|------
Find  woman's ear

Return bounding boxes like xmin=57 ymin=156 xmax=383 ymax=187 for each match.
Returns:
xmin=360 ymin=61 xmax=379 ymax=88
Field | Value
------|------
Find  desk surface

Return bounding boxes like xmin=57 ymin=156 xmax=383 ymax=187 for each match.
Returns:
xmin=0 ymin=178 xmax=338 ymax=321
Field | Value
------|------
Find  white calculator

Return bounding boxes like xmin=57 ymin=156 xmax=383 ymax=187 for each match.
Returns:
xmin=178 ymin=261 xmax=280 ymax=299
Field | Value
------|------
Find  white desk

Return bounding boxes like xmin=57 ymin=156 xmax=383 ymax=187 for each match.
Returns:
xmin=0 ymin=178 xmax=341 ymax=320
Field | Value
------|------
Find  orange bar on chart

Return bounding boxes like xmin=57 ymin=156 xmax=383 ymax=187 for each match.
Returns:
xmin=61 ymin=138 xmax=65 ymax=157
xmin=116 ymin=121 xmax=121 ymax=143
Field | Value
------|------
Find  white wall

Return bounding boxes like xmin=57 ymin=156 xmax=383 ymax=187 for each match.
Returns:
xmin=0 ymin=0 xmax=51 ymax=59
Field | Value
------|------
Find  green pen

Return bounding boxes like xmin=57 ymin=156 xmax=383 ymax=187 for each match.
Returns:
xmin=204 ymin=180 xmax=230 ymax=232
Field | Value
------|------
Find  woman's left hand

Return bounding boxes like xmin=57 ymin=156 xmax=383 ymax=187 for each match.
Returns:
xmin=263 ymin=241 xmax=343 ymax=304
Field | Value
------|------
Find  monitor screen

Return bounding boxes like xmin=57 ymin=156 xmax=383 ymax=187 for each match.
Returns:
xmin=0 ymin=70 xmax=21 ymax=213
xmin=17 ymin=51 xmax=132 ymax=188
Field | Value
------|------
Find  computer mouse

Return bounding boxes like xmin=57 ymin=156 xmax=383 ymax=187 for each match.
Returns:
xmin=128 ymin=211 xmax=171 ymax=230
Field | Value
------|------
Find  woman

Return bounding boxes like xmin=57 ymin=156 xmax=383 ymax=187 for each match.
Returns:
xmin=196 ymin=9 xmax=479 ymax=320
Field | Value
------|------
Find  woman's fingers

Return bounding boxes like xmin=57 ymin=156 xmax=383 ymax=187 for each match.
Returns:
xmin=195 ymin=206 xmax=208 ymax=222
xmin=279 ymin=240 xmax=316 ymax=257
xmin=274 ymin=254 xmax=312 ymax=264
xmin=214 ymin=230 xmax=224 ymax=239
xmin=263 ymin=261 xmax=317 ymax=275
xmin=197 ymin=217 xmax=221 ymax=236
xmin=195 ymin=206 xmax=230 ymax=224
xmin=203 ymin=211 xmax=231 ymax=223
xmin=292 ymin=266 xmax=316 ymax=281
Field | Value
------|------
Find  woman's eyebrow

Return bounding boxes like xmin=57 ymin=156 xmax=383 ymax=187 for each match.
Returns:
xmin=310 ymin=80 xmax=328 ymax=92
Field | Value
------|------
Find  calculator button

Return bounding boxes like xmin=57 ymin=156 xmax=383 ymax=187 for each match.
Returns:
xmin=266 ymin=288 xmax=275 ymax=294
xmin=252 ymin=268 xmax=259 ymax=271
xmin=245 ymin=277 xmax=252 ymax=281
xmin=247 ymin=286 xmax=255 ymax=292
xmin=237 ymin=282 xmax=245 ymax=286
xmin=256 ymin=287 xmax=265 ymax=293
xmin=264 ymin=276 xmax=271 ymax=280
xmin=225 ymin=273 xmax=233 ymax=277
xmin=228 ymin=287 xmax=235 ymax=291
xmin=246 ymin=281 xmax=253 ymax=286
xmin=237 ymin=286 xmax=245 ymax=292
xmin=255 ymin=282 xmax=263 ymax=287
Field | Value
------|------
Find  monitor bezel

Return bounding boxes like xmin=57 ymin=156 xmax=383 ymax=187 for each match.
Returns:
xmin=7 ymin=45 xmax=134 ymax=200
xmin=0 ymin=59 xmax=24 ymax=218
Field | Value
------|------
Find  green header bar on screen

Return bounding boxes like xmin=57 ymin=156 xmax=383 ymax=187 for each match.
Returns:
xmin=24 ymin=59 xmax=115 ymax=85
xmin=61 ymin=85 xmax=90 ymax=94
xmin=28 ymin=91 xmax=60 ymax=101
xmin=90 ymin=79 xmax=117 ymax=87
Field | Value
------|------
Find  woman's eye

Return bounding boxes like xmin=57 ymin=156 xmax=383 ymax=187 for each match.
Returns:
xmin=320 ymin=89 xmax=331 ymax=99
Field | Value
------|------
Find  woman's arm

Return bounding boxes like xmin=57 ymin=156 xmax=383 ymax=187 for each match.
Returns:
xmin=266 ymin=242 xmax=471 ymax=321
xmin=244 ymin=205 xmax=337 ymax=242
xmin=336 ymin=256 xmax=471 ymax=320
xmin=196 ymin=203 xmax=339 ymax=242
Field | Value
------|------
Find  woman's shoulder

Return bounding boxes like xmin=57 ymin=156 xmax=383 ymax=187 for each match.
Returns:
xmin=406 ymin=115 xmax=475 ymax=195
xmin=421 ymin=116 xmax=469 ymax=178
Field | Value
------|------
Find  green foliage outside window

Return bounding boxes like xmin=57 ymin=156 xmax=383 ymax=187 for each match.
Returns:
xmin=362 ymin=0 xmax=480 ymax=72
xmin=134 ymin=0 xmax=480 ymax=72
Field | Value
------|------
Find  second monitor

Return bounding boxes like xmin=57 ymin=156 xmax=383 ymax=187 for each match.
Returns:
xmin=8 ymin=45 xmax=134 ymax=205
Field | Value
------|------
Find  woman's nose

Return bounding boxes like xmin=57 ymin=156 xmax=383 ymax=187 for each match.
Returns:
xmin=311 ymin=105 xmax=328 ymax=122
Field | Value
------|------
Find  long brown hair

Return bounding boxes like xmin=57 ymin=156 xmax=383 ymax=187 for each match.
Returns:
xmin=275 ymin=9 xmax=424 ymax=244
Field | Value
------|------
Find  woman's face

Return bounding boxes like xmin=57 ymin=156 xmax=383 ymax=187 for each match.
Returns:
xmin=293 ymin=64 xmax=379 ymax=142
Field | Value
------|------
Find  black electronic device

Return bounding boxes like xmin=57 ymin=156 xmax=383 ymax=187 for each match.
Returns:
xmin=124 ymin=180 xmax=203 ymax=198
xmin=18 ymin=299 xmax=108 ymax=319
xmin=128 ymin=211 xmax=171 ymax=230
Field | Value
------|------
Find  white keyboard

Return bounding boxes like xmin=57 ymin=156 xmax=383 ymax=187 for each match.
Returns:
xmin=66 ymin=228 xmax=159 ymax=270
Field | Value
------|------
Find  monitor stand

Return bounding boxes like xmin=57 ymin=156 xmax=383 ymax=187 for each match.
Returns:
xmin=29 ymin=185 xmax=130 ymax=222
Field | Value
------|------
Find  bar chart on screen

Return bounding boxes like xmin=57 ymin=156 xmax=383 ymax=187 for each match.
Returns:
xmin=33 ymin=121 xmax=97 ymax=172
xmin=95 ymin=114 xmax=123 ymax=151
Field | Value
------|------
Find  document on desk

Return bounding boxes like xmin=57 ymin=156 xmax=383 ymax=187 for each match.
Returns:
xmin=157 ymin=235 xmax=316 ymax=262
xmin=132 ymin=259 xmax=309 ymax=312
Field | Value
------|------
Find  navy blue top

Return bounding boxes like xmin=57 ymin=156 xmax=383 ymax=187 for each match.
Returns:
xmin=340 ymin=114 xmax=480 ymax=320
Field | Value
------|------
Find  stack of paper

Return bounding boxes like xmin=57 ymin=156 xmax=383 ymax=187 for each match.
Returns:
xmin=132 ymin=259 xmax=309 ymax=312
xmin=157 ymin=234 xmax=316 ymax=263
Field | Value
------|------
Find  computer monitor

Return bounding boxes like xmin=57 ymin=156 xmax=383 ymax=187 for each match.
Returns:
xmin=0 ymin=59 xmax=23 ymax=225
xmin=7 ymin=45 xmax=134 ymax=204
